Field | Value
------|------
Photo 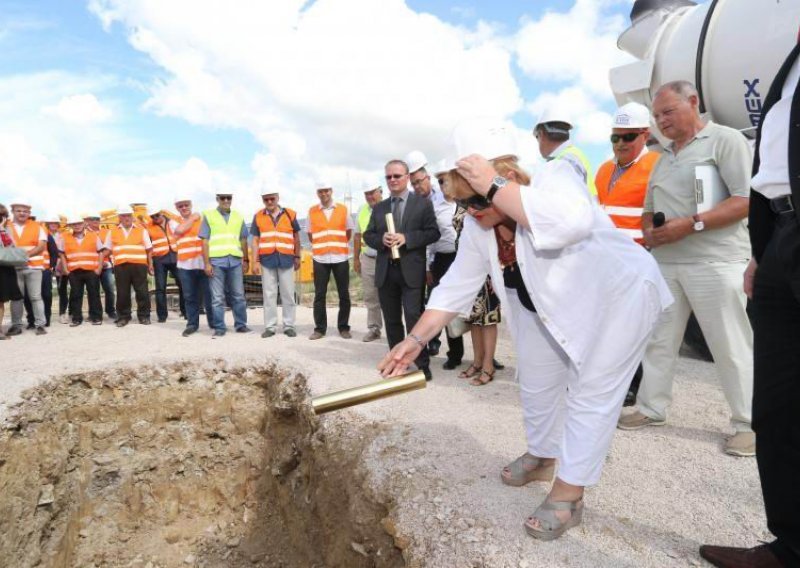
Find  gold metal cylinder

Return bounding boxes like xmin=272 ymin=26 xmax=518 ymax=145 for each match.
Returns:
xmin=385 ymin=213 xmax=401 ymax=259
xmin=311 ymin=371 xmax=426 ymax=415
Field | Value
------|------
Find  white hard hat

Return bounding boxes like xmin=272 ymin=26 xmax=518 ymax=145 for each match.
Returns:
xmin=117 ymin=205 xmax=134 ymax=215
xmin=534 ymin=106 xmax=573 ymax=130
xmin=173 ymin=195 xmax=192 ymax=204
xmin=445 ymin=119 xmax=518 ymax=172
xmin=612 ymin=102 xmax=651 ymax=129
xmin=9 ymin=199 xmax=32 ymax=209
xmin=315 ymin=181 xmax=332 ymax=190
xmin=404 ymin=150 xmax=428 ymax=174
xmin=361 ymin=180 xmax=382 ymax=193
xmin=66 ymin=214 xmax=85 ymax=225
xmin=81 ymin=211 xmax=100 ymax=220
xmin=432 ymin=159 xmax=449 ymax=177
xmin=41 ymin=212 xmax=62 ymax=223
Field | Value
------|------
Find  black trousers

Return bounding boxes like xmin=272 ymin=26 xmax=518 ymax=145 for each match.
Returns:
xmin=57 ymin=275 xmax=70 ymax=316
xmin=114 ymin=264 xmax=150 ymax=321
xmin=752 ymin=213 xmax=800 ymax=566
xmin=25 ymin=269 xmax=52 ymax=326
xmin=312 ymin=260 xmax=350 ymax=333
xmin=154 ymin=258 xmax=184 ymax=321
xmin=429 ymin=252 xmax=464 ymax=363
xmin=68 ymin=270 xmax=102 ymax=323
xmin=379 ymin=262 xmax=429 ymax=370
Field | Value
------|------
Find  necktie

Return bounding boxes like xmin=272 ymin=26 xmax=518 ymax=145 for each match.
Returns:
xmin=391 ymin=196 xmax=403 ymax=227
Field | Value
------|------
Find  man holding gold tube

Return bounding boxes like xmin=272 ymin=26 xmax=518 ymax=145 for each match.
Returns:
xmin=364 ymin=159 xmax=440 ymax=380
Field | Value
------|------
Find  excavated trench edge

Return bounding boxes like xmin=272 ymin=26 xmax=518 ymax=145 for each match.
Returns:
xmin=0 ymin=361 xmax=407 ymax=568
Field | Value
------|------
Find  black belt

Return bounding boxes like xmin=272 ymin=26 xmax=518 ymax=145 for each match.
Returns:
xmin=769 ymin=194 xmax=795 ymax=215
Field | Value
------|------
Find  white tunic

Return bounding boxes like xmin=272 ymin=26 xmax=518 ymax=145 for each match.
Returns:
xmin=427 ymin=159 xmax=674 ymax=369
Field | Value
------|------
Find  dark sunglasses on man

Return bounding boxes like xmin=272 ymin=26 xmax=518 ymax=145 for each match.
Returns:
xmin=456 ymin=194 xmax=491 ymax=212
xmin=385 ymin=174 xmax=405 ymax=181
xmin=610 ymin=131 xmax=645 ymax=144
xmin=217 ymin=195 xmax=233 ymax=201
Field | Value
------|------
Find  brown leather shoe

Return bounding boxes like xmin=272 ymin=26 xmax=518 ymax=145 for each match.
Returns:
xmin=699 ymin=544 xmax=784 ymax=567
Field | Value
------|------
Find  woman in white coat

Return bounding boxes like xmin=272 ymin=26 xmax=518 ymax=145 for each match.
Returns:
xmin=379 ymin=121 xmax=673 ymax=540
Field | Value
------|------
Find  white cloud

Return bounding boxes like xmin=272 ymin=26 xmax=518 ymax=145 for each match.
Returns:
xmin=42 ymin=93 xmax=113 ymax=124
xmin=87 ymin=0 xmax=524 ymax=206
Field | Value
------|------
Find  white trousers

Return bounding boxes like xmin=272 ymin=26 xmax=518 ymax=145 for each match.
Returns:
xmin=638 ymin=261 xmax=753 ymax=432
xmin=508 ymin=283 xmax=658 ymax=486
xmin=360 ymin=253 xmax=382 ymax=332
xmin=11 ymin=268 xmax=45 ymax=327
xmin=261 ymin=266 xmax=296 ymax=331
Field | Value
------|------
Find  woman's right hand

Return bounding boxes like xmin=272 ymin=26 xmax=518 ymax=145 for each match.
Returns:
xmin=378 ymin=337 xmax=422 ymax=378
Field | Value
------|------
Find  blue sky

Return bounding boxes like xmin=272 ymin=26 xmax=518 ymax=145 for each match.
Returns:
xmin=0 ymin=0 xmax=637 ymax=216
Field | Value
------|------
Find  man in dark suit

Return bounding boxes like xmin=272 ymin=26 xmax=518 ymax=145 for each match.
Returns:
xmin=701 ymin=42 xmax=800 ymax=568
xmin=364 ymin=159 xmax=440 ymax=380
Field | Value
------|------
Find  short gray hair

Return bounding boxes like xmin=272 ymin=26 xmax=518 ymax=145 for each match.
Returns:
xmin=655 ymin=80 xmax=698 ymax=101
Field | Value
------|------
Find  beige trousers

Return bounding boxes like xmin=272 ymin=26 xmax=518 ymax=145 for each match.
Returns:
xmin=360 ymin=253 xmax=382 ymax=332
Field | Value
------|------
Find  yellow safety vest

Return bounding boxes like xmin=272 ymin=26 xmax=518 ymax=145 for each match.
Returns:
xmin=554 ymin=145 xmax=597 ymax=197
xmin=204 ymin=208 xmax=244 ymax=258
xmin=357 ymin=203 xmax=376 ymax=256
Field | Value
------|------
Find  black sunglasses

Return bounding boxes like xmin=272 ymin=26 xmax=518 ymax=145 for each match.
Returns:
xmin=217 ymin=195 xmax=233 ymax=201
xmin=385 ymin=174 xmax=405 ymax=181
xmin=610 ymin=132 xmax=644 ymax=144
xmin=456 ymin=194 xmax=491 ymax=212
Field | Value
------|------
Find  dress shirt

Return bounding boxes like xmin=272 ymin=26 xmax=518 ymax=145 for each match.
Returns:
xmin=427 ymin=199 xmax=458 ymax=268
xmin=752 ymin=55 xmax=800 ymax=199
xmin=199 ymin=208 xmax=248 ymax=268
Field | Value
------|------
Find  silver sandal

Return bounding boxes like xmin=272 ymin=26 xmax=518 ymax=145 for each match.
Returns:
xmin=500 ymin=452 xmax=555 ymax=487
xmin=524 ymin=498 xmax=584 ymax=541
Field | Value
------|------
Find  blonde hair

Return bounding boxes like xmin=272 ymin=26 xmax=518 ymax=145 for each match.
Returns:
xmin=444 ymin=157 xmax=531 ymax=200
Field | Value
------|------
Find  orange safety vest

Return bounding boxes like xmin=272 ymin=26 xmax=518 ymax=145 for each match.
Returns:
xmin=595 ymin=151 xmax=660 ymax=245
xmin=147 ymin=222 xmax=177 ymax=258
xmin=87 ymin=227 xmax=113 ymax=268
xmin=307 ymin=204 xmax=349 ymax=257
xmin=10 ymin=220 xmax=46 ymax=270
xmin=109 ymin=226 xmax=149 ymax=266
xmin=255 ymin=208 xmax=296 ymax=257
xmin=62 ymin=232 xmax=102 ymax=272
xmin=175 ymin=217 xmax=203 ymax=262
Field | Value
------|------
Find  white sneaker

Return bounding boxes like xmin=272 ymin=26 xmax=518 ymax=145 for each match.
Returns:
xmin=59 ymin=313 xmax=69 ymax=324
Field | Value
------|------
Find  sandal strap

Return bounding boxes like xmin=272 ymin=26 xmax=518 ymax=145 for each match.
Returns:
xmin=538 ymin=499 xmax=581 ymax=512
xmin=530 ymin=499 xmax=582 ymax=532
xmin=506 ymin=453 xmax=541 ymax=475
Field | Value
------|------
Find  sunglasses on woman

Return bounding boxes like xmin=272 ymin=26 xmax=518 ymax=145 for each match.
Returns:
xmin=456 ymin=194 xmax=491 ymax=211
xmin=610 ymin=132 xmax=645 ymax=144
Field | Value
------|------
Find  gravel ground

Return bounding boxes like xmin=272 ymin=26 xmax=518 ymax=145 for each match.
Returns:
xmin=1 ymin=306 xmax=767 ymax=567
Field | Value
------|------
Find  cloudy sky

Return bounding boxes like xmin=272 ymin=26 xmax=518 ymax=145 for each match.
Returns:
xmin=0 ymin=0 xmax=637 ymax=218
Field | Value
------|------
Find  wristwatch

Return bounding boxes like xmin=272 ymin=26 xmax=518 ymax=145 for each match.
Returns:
xmin=692 ymin=214 xmax=705 ymax=232
xmin=486 ymin=176 xmax=508 ymax=203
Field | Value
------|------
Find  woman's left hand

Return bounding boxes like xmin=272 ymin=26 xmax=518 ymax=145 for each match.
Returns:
xmin=378 ymin=337 xmax=422 ymax=377
xmin=456 ymin=154 xmax=497 ymax=196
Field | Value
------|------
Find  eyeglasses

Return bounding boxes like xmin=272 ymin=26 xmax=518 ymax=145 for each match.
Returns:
xmin=610 ymin=132 xmax=644 ymax=144
xmin=176 ymin=203 xmax=191 ymax=208
xmin=263 ymin=196 xmax=278 ymax=202
xmin=385 ymin=174 xmax=406 ymax=181
xmin=217 ymin=195 xmax=233 ymax=201
xmin=410 ymin=175 xmax=429 ymax=187
xmin=456 ymin=195 xmax=491 ymax=212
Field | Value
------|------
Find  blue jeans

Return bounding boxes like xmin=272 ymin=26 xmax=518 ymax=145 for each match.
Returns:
xmin=154 ymin=260 xmax=184 ymax=321
xmin=100 ymin=267 xmax=116 ymax=317
xmin=177 ymin=268 xmax=213 ymax=331
xmin=209 ymin=264 xmax=247 ymax=332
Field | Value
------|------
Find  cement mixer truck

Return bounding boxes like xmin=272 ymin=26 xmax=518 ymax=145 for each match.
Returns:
xmin=610 ymin=0 xmax=800 ymax=137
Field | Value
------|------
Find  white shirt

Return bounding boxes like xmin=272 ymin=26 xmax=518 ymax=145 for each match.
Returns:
xmin=426 ymin=199 xmax=458 ymax=267
xmin=751 ymin=56 xmax=800 ymax=199
xmin=314 ymin=204 xmax=354 ymax=264
xmin=12 ymin=222 xmax=46 ymax=243
xmin=428 ymin=159 xmax=673 ymax=369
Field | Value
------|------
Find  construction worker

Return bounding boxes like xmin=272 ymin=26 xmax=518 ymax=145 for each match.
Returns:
xmin=307 ymin=182 xmax=353 ymax=340
xmin=173 ymin=196 xmax=213 ymax=337
xmin=250 ymin=190 xmax=301 ymax=338
xmin=200 ymin=192 xmax=251 ymax=337
xmin=406 ymin=150 xmax=442 ymax=203
xmin=25 ymin=213 xmax=60 ymax=328
xmin=57 ymin=216 xmax=105 ymax=326
xmin=596 ymin=102 xmax=660 ymax=406
xmin=147 ymin=206 xmax=184 ymax=323
xmin=83 ymin=213 xmax=117 ymax=322
xmin=354 ymin=181 xmax=384 ymax=342
xmin=6 ymin=200 xmax=47 ymax=336
xmin=533 ymin=107 xmax=596 ymax=199
xmin=106 ymin=205 xmax=154 ymax=327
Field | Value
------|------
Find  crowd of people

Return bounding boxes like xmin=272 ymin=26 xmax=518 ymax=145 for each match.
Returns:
xmin=1 ymin=55 xmax=798 ymax=566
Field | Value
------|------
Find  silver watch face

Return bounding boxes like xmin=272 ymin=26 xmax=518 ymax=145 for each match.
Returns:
xmin=493 ymin=176 xmax=508 ymax=187
xmin=694 ymin=221 xmax=704 ymax=232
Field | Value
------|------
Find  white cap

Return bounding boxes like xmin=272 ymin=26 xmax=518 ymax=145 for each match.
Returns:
xmin=534 ymin=106 xmax=573 ymax=130
xmin=404 ymin=150 xmax=428 ymax=174
xmin=117 ymin=205 xmax=134 ymax=215
xmin=445 ymin=119 xmax=518 ymax=172
xmin=173 ymin=195 xmax=192 ymax=204
xmin=315 ymin=181 xmax=332 ymax=190
xmin=612 ymin=102 xmax=651 ymax=129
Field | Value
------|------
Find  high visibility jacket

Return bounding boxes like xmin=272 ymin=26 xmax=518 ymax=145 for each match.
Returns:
xmin=255 ymin=208 xmax=296 ymax=257
xmin=62 ymin=232 xmax=102 ymax=272
xmin=204 ymin=209 xmax=244 ymax=258
xmin=87 ymin=228 xmax=112 ymax=268
xmin=147 ymin=222 xmax=177 ymax=258
xmin=10 ymin=220 xmax=46 ymax=270
xmin=110 ymin=226 xmax=149 ymax=265
xmin=554 ymin=145 xmax=597 ymax=197
xmin=357 ymin=203 xmax=376 ymax=256
xmin=307 ymin=204 xmax=349 ymax=257
xmin=595 ymin=151 xmax=660 ymax=245
xmin=176 ymin=217 xmax=204 ymax=262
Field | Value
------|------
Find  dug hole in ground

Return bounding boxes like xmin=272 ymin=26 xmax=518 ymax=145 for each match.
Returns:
xmin=0 ymin=306 xmax=768 ymax=567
